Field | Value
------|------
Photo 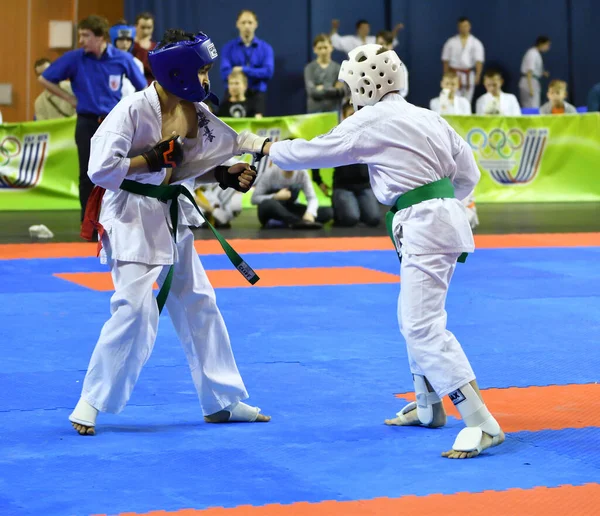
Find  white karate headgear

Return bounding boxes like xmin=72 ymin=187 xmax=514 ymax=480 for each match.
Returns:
xmin=338 ymin=44 xmax=406 ymax=108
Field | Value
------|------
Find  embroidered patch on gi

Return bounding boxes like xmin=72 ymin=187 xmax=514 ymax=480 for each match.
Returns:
xmin=109 ymin=74 xmax=122 ymax=92
xmin=449 ymin=389 xmax=466 ymax=406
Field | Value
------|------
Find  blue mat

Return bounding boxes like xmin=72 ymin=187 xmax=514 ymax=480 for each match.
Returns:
xmin=0 ymin=247 xmax=598 ymax=514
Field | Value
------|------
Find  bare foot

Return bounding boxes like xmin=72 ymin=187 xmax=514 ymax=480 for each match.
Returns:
xmin=442 ymin=429 xmax=505 ymax=459
xmin=385 ymin=402 xmax=447 ymax=428
xmin=70 ymin=422 xmax=95 ymax=435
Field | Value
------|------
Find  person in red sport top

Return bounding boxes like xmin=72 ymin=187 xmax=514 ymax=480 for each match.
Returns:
xmin=132 ymin=11 xmax=157 ymax=84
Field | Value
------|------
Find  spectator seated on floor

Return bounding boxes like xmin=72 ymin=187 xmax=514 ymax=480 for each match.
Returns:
xmin=312 ymin=102 xmax=381 ymax=228
xmin=193 ymin=182 xmax=243 ymax=229
xmin=539 ymin=80 xmax=577 ymax=115
xmin=217 ymin=70 xmax=257 ymax=118
xmin=251 ymin=163 xmax=333 ymax=229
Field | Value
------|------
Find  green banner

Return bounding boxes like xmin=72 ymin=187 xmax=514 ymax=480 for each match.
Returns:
xmin=0 ymin=113 xmax=338 ymax=211
xmin=2 ymin=112 xmax=598 ymax=210
xmin=0 ymin=118 xmax=79 ymax=210
xmin=445 ymin=113 xmax=600 ymax=202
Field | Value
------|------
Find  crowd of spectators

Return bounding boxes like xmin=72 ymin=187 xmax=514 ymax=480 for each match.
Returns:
xmin=13 ymin=10 xmax=600 ymax=234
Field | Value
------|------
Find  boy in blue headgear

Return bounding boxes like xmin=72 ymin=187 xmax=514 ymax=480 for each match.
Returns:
xmin=110 ymin=21 xmax=145 ymax=97
xmin=70 ymin=29 xmax=271 ymax=435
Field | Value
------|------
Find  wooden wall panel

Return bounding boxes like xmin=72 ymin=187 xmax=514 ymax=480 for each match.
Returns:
xmin=0 ymin=3 xmax=29 ymax=122
xmin=0 ymin=0 xmax=124 ymax=123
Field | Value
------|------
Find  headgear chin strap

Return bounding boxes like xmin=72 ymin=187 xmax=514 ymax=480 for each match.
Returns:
xmin=109 ymin=25 xmax=136 ymax=51
xmin=149 ymin=32 xmax=218 ymax=103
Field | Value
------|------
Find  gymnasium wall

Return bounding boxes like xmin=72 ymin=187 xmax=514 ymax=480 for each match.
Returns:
xmin=124 ymin=0 xmax=600 ymax=116
xmin=2 ymin=0 xmax=598 ymax=122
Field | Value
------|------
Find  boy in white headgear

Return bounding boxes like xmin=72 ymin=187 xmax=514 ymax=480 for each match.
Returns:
xmin=244 ymin=44 xmax=504 ymax=459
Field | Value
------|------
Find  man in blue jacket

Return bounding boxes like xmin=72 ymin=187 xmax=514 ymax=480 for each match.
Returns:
xmin=220 ymin=10 xmax=274 ymax=117
xmin=38 ymin=15 xmax=146 ymax=220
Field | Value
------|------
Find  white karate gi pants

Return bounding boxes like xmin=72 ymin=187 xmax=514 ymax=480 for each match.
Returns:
xmin=519 ymin=77 xmax=541 ymax=108
xmin=398 ymin=252 xmax=476 ymax=398
xmin=457 ymin=70 xmax=476 ymax=104
xmin=81 ymin=227 xmax=249 ymax=415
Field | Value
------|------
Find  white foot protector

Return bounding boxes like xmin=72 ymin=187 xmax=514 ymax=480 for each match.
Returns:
xmin=69 ymin=398 xmax=98 ymax=427
xmin=391 ymin=401 xmax=418 ymax=425
xmin=449 ymin=383 xmax=502 ymax=453
xmin=225 ymin=401 xmax=261 ymax=422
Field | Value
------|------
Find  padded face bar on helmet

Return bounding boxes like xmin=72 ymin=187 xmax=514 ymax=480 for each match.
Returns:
xmin=109 ymin=25 xmax=136 ymax=47
xmin=338 ymin=43 xmax=407 ymax=108
xmin=148 ymin=32 xmax=219 ymax=103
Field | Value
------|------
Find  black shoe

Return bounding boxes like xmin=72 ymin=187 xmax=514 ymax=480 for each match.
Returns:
xmin=291 ymin=220 xmax=323 ymax=230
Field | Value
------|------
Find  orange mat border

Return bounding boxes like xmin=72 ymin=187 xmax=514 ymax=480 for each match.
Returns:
xmin=396 ymin=383 xmax=600 ymax=433
xmin=107 ymin=483 xmax=600 ymax=516
xmin=54 ymin=266 xmax=400 ymax=291
xmin=2 ymin=233 xmax=600 ymax=260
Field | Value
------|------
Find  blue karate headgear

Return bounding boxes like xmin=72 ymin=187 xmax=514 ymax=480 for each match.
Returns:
xmin=148 ymin=32 xmax=219 ymax=103
xmin=109 ymin=25 xmax=136 ymax=50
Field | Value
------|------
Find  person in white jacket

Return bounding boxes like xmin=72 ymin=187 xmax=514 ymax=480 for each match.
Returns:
xmin=248 ymin=44 xmax=504 ymax=459
xmin=69 ymin=29 xmax=271 ymax=436
xmin=476 ymin=69 xmax=522 ymax=116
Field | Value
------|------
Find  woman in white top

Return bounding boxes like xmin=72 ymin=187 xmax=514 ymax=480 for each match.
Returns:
xmin=519 ymin=36 xmax=551 ymax=108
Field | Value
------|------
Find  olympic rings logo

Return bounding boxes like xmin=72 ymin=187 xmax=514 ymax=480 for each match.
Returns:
xmin=0 ymin=136 xmax=22 ymax=167
xmin=466 ymin=128 xmax=524 ymax=160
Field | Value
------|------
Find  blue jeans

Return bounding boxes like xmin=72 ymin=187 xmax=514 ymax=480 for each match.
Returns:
xmin=332 ymin=188 xmax=381 ymax=227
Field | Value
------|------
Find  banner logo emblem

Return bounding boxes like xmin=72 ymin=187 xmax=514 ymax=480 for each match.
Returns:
xmin=0 ymin=133 xmax=49 ymax=189
xmin=466 ymin=128 xmax=549 ymax=185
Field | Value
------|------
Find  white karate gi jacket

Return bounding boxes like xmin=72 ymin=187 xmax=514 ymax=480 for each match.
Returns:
xmin=430 ymin=94 xmax=472 ymax=115
xmin=88 ymin=84 xmax=240 ymax=265
xmin=475 ymin=92 xmax=522 ymax=116
xmin=441 ymin=35 xmax=485 ymax=72
xmin=269 ymin=93 xmax=480 ymax=255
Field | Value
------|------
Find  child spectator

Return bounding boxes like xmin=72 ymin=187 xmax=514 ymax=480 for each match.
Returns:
xmin=430 ymin=71 xmax=472 ymax=115
xmin=251 ymin=164 xmax=333 ymax=229
xmin=476 ymin=70 xmax=521 ymax=116
xmin=109 ymin=21 xmax=145 ymax=97
xmin=539 ymin=80 xmax=577 ymax=114
xmin=217 ymin=70 xmax=257 ymax=118
xmin=304 ymin=34 xmax=345 ymax=114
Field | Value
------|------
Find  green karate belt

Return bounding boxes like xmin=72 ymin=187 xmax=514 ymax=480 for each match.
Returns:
xmin=120 ymin=179 xmax=259 ymax=313
xmin=385 ymin=177 xmax=468 ymax=264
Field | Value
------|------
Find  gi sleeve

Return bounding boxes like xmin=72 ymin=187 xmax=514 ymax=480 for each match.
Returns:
xmin=445 ymin=120 xmax=480 ymax=200
xmin=474 ymin=39 xmax=485 ymax=62
xmin=269 ymin=120 xmax=360 ymax=170
xmin=441 ymin=39 xmax=452 ymax=61
xmin=88 ymin=104 xmax=136 ymax=192
xmin=330 ymin=33 xmax=355 ymax=54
